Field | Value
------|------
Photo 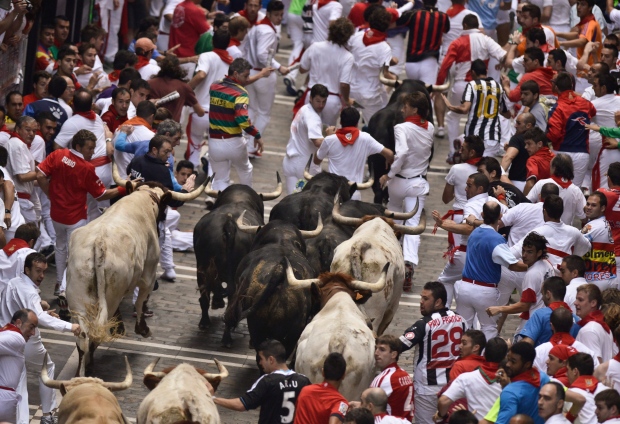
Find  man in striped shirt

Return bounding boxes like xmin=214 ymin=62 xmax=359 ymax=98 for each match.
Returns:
xmin=208 ymin=58 xmax=263 ymax=190
xmin=443 ymin=59 xmax=510 ymax=157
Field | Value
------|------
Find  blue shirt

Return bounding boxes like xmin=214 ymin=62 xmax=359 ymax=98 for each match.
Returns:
xmin=114 ymin=132 xmax=181 ymax=191
xmin=466 ymin=0 xmax=512 ymax=30
xmin=496 ymin=371 xmax=550 ymax=424
xmin=517 ymin=306 xmax=581 ymax=346
xmin=462 ymin=226 xmax=509 ymax=284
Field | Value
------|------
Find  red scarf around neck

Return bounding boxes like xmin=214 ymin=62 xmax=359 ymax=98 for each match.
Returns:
xmin=549 ymin=332 xmax=576 ymax=346
xmin=229 ymin=38 xmax=241 ymax=47
xmin=257 ymin=17 xmax=276 ymax=32
xmin=362 ymin=29 xmax=388 ymax=46
xmin=571 ymin=375 xmax=600 ymax=393
xmin=478 ymin=362 xmax=500 ymax=383
xmin=579 ymin=14 xmax=596 ymax=27
xmin=550 ymin=301 xmax=573 ymax=311
xmin=446 ymin=3 xmax=465 ymax=18
xmin=317 ymin=0 xmax=333 ymax=9
xmin=553 ymin=367 xmax=570 ymax=386
xmin=239 ymin=9 xmax=258 ymax=25
xmin=336 ymin=127 xmax=360 ymax=146
xmin=213 ymin=48 xmax=234 ymax=65
xmin=466 ymin=157 xmax=481 ymax=166
xmin=551 ymin=175 xmax=572 ymax=189
xmin=2 ymin=238 xmax=29 ymax=257
xmin=76 ymin=110 xmax=97 ymax=120
xmin=578 ymin=309 xmax=611 ymax=334
xmin=108 ymin=70 xmax=120 ymax=82
xmin=512 ymin=368 xmax=541 ymax=388
xmin=0 ymin=323 xmax=23 ymax=337
xmin=10 ymin=131 xmax=26 ymax=144
xmin=405 ymin=115 xmax=428 ymax=129
xmin=615 ymin=352 xmax=620 ymax=362
xmin=0 ymin=124 xmax=9 ymax=134
xmin=135 ymin=55 xmax=151 ymax=70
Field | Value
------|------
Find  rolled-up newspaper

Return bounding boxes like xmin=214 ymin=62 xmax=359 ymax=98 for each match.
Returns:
xmin=155 ymin=91 xmax=180 ymax=106
xmin=266 ymin=48 xmax=275 ymax=68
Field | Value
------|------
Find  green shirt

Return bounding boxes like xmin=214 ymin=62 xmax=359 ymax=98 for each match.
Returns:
xmin=195 ymin=32 xmax=213 ymax=55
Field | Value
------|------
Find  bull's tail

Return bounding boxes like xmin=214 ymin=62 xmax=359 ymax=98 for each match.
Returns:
xmin=238 ymin=261 xmax=285 ymax=321
xmin=350 ymin=242 xmax=372 ymax=281
xmin=223 ymin=216 xmax=238 ymax=292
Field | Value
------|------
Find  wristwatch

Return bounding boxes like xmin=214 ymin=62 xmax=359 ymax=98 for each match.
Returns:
xmin=5 ymin=209 xmax=10 ymax=214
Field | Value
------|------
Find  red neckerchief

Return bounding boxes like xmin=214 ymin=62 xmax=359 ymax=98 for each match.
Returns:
xmin=466 ymin=157 xmax=481 ymax=166
xmin=579 ymin=14 xmax=596 ymax=27
xmin=553 ymin=367 xmax=570 ymax=386
xmin=446 ymin=3 xmax=465 ymax=18
xmin=226 ymin=75 xmax=242 ymax=86
xmin=336 ymin=127 xmax=360 ymax=146
xmin=550 ymin=301 xmax=573 ymax=311
xmin=512 ymin=368 xmax=541 ymax=388
xmin=571 ymin=375 xmax=600 ymax=393
xmin=257 ymin=17 xmax=276 ymax=32
xmin=317 ymin=0 xmax=333 ymax=9
xmin=239 ymin=9 xmax=258 ymax=25
xmin=135 ymin=55 xmax=151 ymax=70
xmin=478 ymin=362 xmax=500 ymax=384
xmin=10 ymin=131 xmax=25 ymax=143
xmin=405 ymin=114 xmax=428 ymax=129
xmin=2 ymin=238 xmax=29 ymax=257
xmin=362 ymin=29 xmax=388 ymax=46
xmin=0 ymin=323 xmax=23 ymax=338
xmin=124 ymin=116 xmax=153 ymax=130
xmin=0 ymin=124 xmax=9 ymax=134
xmin=213 ymin=48 xmax=234 ymax=65
xmin=108 ymin=70 xmax=120 ymax=82
xmin=615 ymin=352 xmax=620 ymax=362
xmin=107 ymin=104 xmax=126 ymax=119
xmin=523 ymin=23 xmax=542 ymax=35
xmin=76 ymin=110 xmax=97 ymax=120
xmin=551 ymin=175 xmax=572 ymax=189
xmin=550 ymin=332 xmax=576 ymax=346
xmin=229 ymin=38 xmax=241 ymax=47
xmin=578 ymin=309 xmax=611 ymax=333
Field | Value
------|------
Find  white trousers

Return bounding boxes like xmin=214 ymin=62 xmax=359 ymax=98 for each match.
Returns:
xmin=246 ymin=70 xmax=277 ymax=134
xmin=0 ymin=389 xmax=19 ymax=423
xmin=282 ymin=154 xmax=321 ymax=194
xmin=53 ymin=218 xmax=87 ymax=285
xmin=157 ymin=33 xmax=170 ymax=53
xmin=159 ymin=220 xmax=174 ymax=272
xmin=352 ymin=91 xmax=388 ymax=124
xmin=387 ymin=34 xmax=406 ymax=76
xmin=498 ymin=268 xmax=523 ymax=308
xmin=287 ymin=13 xmax=309 ymax=82
xmin=405 ymin=57 xmax=439 ymax=85
xmin=596 ymin=148 xmax=620 ymax=190
xmin=386 ymin=177 xmax=428 ymax=266
xmin=88 ymin=163 xmax=112 ymax=222
xmin=483 ymin=139 xmax=501 ymax=157
xmin=208 ymin=137 xmax=253 ymax=190
xmin=100 ymin=0 xmax=126 ymax=62
xmin=414 ymin=388 xmax=441 ymax=424
xmin=186 ymin=112 xmax=209 ymax=168
xmin=18 ymin=196 xmax=40 ymax=224
xmin=149 ymin=0 xmax=164 ymax=16
xmin=17 ymin=334 xmax=56 ymax=423
xmin=455 ymin=279 xmax=500 ymax=340
xmin=584 ymin=131 xmax=602 ymax=190
xmin=553 ymin=150 xmax=589 ymax=187
xmin=166 ymin=209 xmax=194 ymax=251
xmin=437 ymin=250 xmax=466 ymax=308
xmin=35 ymin=186 xmax=55 ymax=248
xmin=446 ymin=80 xmax=468 ymax=153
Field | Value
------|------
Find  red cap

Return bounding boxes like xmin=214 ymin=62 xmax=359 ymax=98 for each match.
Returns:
xmin=549 ymin=345 xmax=578 ymax=361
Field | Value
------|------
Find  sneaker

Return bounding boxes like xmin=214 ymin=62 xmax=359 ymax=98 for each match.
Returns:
xmin=41 ymin=415 xmax=58 ymax=424
xmin=403 ymin=261 xmax=414 ymax=293
xmin=248 ymin=150 xmax=263 ymax=159
xmin=54 ymin=283 xmax=61 ymax=296
xmin=283 ymin=77 xmax=297 ymax=96
xmin=159 ymin=268 xmax=176 ymax=282
xmin=435 ymin=127 xmax=445 ymax=138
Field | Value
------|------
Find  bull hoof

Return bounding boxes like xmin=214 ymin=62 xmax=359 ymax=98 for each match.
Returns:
xmin=199 ymin=316 xmax=211 ymax=329
xmin=135 ymin=322 xmax=152 ymax=338
xmin=211 ymin=297 xmax=225 ymax=310
xmin=222 ymin=332 xmax=233 ymax=348
xmin=111 ymin=321 xmax=126 ymax=336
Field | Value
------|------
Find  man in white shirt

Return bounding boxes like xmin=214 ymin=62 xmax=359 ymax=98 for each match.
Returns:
xmin=526 ymin=154 xmax=587 ymax=226
xmin=285 ymin=85 xmax=330 ymax=194
xmin=156 ymin=0 xmax=183 ymax=51
xmin=134 ymin=37 xmax=161 ymax=81
xmin=316 ymin=107 xmax=393 ymax=198
xmin=575 ymin=284 xmax=615 ymax=363
xmin=0 ymin=150 xmax=26 ymax=242
xmin=560 ymin=255 xmax=589 ymax=315
xmin=113 ymin=100 xmax=156 ymax=175
xmin=567 ymin=352 xmax=609 ymax=424
xmin=0 ymin=223 xmax=39 ymax=289
xmin=379 ymin=92 xmax=432 ymax=289
xmin=538 ymin=382 xmax=571 ymax=424
xmin=349 ymin=8 xmax=395 ymax=124
xmin=594 ymin=389 xmax=620 ymax=424
xmin=299 ymin=17 xmax=355 ymax=126
xmin=6 ymin=117 xmax=39 ymax=224
xmin=594 ymin=328 xmax=620 ymax=393
xmin=0 ymin=253 xmax=80 ymax=424
xmin=0 ymin=309 xmax=38 ymax=424
xmin=582 ymin=192 xmax=617 ymax=290
xmin=312 ymin=0 xmax=343 ymax=43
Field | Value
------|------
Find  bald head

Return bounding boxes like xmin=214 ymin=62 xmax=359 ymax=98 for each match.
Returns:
xmin=510 ymin=415 xmax=534 ymax=424
xmin=361 ymin=388 xmax=388 ymax=413
xmin=482 ymin=201 xmax=501 ymax=225
xmin=520 ymin=112 xmax=536 ymax=126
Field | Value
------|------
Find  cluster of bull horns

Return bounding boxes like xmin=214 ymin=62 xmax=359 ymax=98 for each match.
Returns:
xmin=378 ymin=72 xmax=451 ymax=93
xmin=285 ymin=258 xmax=389 ymax=292
xmin=305 ymin=156 xmax=374 ymax=189
xmin=41 ymin=353 xmax=133 ymax=392
xmin=236 ymin=210 xmax=323 ymax=238
xmin=112 ymin=161 xmax=209 ymax=202
xmin=204 ymin=172 xmax=283 ymax=201
xmin=143 ymin=357 xmax=229 ymax=381
xmin=332 ymin=194 xmax=427 ymax=235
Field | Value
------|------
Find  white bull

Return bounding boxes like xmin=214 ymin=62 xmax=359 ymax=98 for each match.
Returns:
xmin=330 ymin=198 xmax=427 ymax=335
xmin=287 ymin=261 xmax=389 ymax=400
xmin=138 ymin=358 xmax=229 ymax=424
xmin=67 ymin=164 xmax=208 ymax=376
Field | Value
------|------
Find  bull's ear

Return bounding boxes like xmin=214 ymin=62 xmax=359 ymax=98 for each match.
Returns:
xmin=310 ymin=283 xmax=322 ymax=314
xmin=348 ymin=183 xmax=358 ymax=198
xmin=354 ymin=289 xmax=373 ymax=304
xmin=60 ymin=383 xmax=67 ymax=396
xmin=160 ymin=191 xmax=173 ymax=207
xmin=125 ymin=181 xmax=134 ymax=195
xmin=143 ymin=375 xmax=161 ymax=391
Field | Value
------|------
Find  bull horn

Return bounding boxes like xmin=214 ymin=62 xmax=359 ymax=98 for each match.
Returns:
xmin=393 ymin=209 xmax=427 ymax=235
xmin=379 ymin=72 xmax=400 ymax=87
xmin=258 ymin=172 xmax=283 ymax=201
xmin=41 ymin=353 xmax=66 ymax=389
xmin=304 ymin=156 xmax=314 ymax=181
xmin=428 ymin=73 xmax=452 ymax=93
xmin=112 ymin=160 xmax=131 ymax=188
xmin=285 ymin=258 xmax=320 ymax=288
xmin=385 ymin=197 xmax=419 ymax=220
xmin=204 ymin=174 xmax=220 ymax=198
xmin=236 ymin=210 xmax=262 ymax=234
xmin=143 ymin=357 xmax=166 ymax=378
xmin=353 ymin=166 xmax=374 ymax=190
xmin=102 ymin=356 xmax=133 ymax=391
xmin=169 ymin=175 xmax=211 ymax=202
xmin=298 ymin=213 xmax=323 ymax=239
xmin=332 ymin=194 xmax=363 ymax=227
xmin=202 ymin=358 xmax=229 ymax=380
xmin=350 ymin=262 xmax=390 ymax=293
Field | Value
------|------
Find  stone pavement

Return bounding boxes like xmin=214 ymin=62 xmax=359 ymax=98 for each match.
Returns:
xmin=25 ymin=44 xmax=524 ymax=424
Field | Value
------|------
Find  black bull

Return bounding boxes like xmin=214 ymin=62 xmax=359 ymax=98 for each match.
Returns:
xmin=366 ymin=80 xmax=437 ymax=204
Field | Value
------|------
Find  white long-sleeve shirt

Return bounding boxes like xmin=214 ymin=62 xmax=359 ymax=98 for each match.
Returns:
xmin=526 ymin=178 xmax=587 ymax=225
xmin=387 ymin=121 xmax=434 ymax=180
xmin=0 ymin=246 xmax=36 ymax=292
xmin=0 ymin=325 xmax=25 ymax=390
xmin=243 ymin=22 xmax=281 ymax=69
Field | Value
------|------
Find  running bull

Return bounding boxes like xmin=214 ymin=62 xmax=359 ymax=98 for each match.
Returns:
xmin=67 ymin=163 xmax=207 ymax=376
xmin=194 ymin=173 xmax=282 ymax=329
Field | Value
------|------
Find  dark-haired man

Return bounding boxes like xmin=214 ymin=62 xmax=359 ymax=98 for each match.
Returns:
xmin=523 ymin=127 xmax=555 ymax=196
xmin=502 ymin=47 xmax=555 ymax=104
xmin=450 ymin=329 xmax=486 ymax=379
xmin=594 ymin=389 xmax=620 ymax=424
xmin=538 ymin=382 xmax=569 ymax=424
xmin=214 ymin=339 xmax=311 ymax=423
xmin=561 ymin=255 xmax=589 ymax=314
xmin=477 ymin=157 xmax=530 ymax=208
xmin=399 ymin=281 xmax=466 ymax=424
xmin=0 ymin=223 xmax=39 ymax=286
xmin=22 ymin=75 xmax=69 ymax=139
xmin=113 ymin=99 xmax=156 ymax=175
xmin=598 ymin=163 xmax=620 ymax=276
xmin=582 ymin=192 xmax=616 ymax=289
xmin=101 ymin=87 xmax=130 ymax=132
xmin=574 ymin=284 xmax=614 ymax=363
xmin=502 ymin=112 xmax=536 ymax=192
xmin=568 ymin=352 xmax=608 ymax=424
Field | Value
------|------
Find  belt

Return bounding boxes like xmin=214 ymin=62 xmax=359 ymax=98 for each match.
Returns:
xmin=252 ymin=67 xmax=264 ymax=71
xmin=17 ymin=192 xmax=31 ymax=200
xmin=90 ymin=156 xmax=112 ymax=167
xmin=209 ymin=134 xmax=241 ymax=140
xmin=462 ymin=277 xmax=496 ymax=288
xmin=0 ymin=385 xmax=15 ymax=392
xmin=547 ymin=247 xmax=570 ymax=258
xmin=395 ymin=174 xmax=426 ymax=180
xmin=457 ymin=245 xmax=467 ymax=252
